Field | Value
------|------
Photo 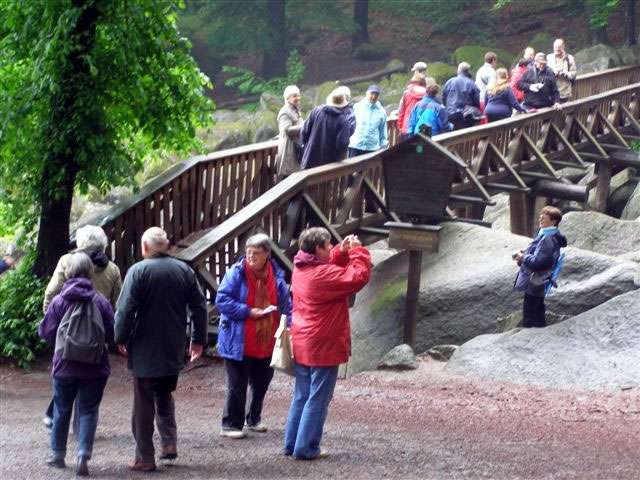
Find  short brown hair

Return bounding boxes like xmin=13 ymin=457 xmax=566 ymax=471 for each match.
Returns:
xmin=540 ymin=206 xmax=563 ymax=226
xmin=426 ymin=83 xmax=439 ymax=97
xmin=298 ymin=227 xmax=331 ymax=254
xmin=484 ymin=52 xmax=497 ymax=64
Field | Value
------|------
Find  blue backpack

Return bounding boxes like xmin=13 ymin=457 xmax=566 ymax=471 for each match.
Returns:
xmin=545 ymin=251 xmax=565 ymax=297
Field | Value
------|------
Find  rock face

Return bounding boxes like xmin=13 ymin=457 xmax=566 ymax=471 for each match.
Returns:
xmin=348 ymin=218 xmax=639 ymax=374
xmin=574 ymin=44 xmax=624 ymax=74
xmin=377 ymin=344 xmax=418 ymax=370
xmin=621 ymin=181 xmax=640 ymax=221
xmin=446 ymin=290 xmax=640 ymax=391
xmin=561 ymin=211 xmax=640 ymax=256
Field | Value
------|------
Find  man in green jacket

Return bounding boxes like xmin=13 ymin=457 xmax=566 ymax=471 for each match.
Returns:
xmin=115 ymin=227 xmax=207 ymax=472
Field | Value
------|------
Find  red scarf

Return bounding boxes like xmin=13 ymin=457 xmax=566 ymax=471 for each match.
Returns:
xmin=243 ymin=260 xmax=278 ymax=358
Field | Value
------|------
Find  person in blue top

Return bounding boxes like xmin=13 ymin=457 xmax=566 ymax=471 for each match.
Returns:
xmin=215 ymin=233 xmax=292 ymax=439
xmin=348 ymin=85 xmax=388 ymax=157
xmin=442 ymin=62 xmax=481 ymax=130
xmin=407 ymin=83 xmax=453 ymax=137
xmin=513 ymin=206 xmax=567 ymax=328
xmin=484 ymin=68 xmax=528 ymax=123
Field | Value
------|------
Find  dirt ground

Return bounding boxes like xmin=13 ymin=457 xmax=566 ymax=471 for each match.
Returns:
xmin=1 ymin=353 xmax=639 ymax=480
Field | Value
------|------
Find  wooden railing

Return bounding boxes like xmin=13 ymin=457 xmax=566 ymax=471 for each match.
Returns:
xmin=176 ymin=82 xmax=640 ymax=299
xmin=84 ymin=66 xmax=640 ymax=277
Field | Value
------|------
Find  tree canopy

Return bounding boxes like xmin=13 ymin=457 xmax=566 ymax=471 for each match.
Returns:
xmin=0 ymin=0 xmax=212 ymax=276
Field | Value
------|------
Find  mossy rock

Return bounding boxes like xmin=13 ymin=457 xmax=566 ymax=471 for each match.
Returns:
xmin=313 ymin=80 xmax=338 ymax=106
xmin=385 ymin=58 xmax=405 ymax=71
xmin=453 ymin=45 xmax=515 ymax=74
xmin=198 ymin=122 xmax=251 ymax=152
xmin=249 ymin=110 xmax=278 ymax=143
xmin=617 ymin=45 xmax=638 ymax=66
xmin=427 ymin=62 xmax=457 ymax=87
xmin=259 ymin=91 xmax=281 ymax=114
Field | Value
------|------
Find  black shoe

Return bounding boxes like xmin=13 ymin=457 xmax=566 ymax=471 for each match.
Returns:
xmin=46 ymin=455 xmax=66 ymax=468
xmin=76 ymin=457 xmax=89 ymax=477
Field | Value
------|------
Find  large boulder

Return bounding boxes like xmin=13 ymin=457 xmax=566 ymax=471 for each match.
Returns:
xmin=561 ymin=211 xmax=640 ymax=256
xmin=259 ymin=91 xmax=281 ymax=114
xmin=427 ymin=62 xmax=457 ymax=87
xmin=575 ymin=44 xmax=623 ymax=74
xmin=348 ymin=221 xmax=638 ymax=373
xmin=621 ymin=181 xmax=640 ymax=221
xmin=447 ymin=289 xmax=640 ymax=391
xmin=616 ymin=45 xmax=639 ymax=66
xmin=250 ymin=110 xmax=277 ymax=143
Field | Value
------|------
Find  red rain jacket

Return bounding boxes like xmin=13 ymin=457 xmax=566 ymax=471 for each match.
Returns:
xmin=291 ymin=245 xmax=371 ymax=367
xmin=397 ymin=83 xmax=427 ymax=134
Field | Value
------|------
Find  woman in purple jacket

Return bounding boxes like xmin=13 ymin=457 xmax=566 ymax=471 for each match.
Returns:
xmin=38 ymin=252 xmax=114 ymax=477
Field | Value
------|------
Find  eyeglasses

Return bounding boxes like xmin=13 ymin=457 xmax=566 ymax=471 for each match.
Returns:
xmin=246 ymin=248 xmax=268 ymax=257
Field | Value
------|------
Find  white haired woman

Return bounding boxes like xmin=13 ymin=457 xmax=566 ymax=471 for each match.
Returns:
xmin=215 ymin=233 xmax=292 ymax=438
xmin=42 ymin=225 xmax=122 ymax=427
xmin=275 ymin=85 xmax=304 ymax=178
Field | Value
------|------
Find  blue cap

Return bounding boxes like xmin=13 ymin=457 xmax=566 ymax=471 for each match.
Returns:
xmin=367 ymin=85 xmax=381 ymax=93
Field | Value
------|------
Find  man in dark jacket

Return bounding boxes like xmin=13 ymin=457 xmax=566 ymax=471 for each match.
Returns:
xmin=513 ymin=206 xmax=567 ymax=328
xmin=115 ymin=227 xmax=207 ymax=472
xmin=300 ymin=89 xmax=351 ymax=169
xmin=442 ymin=62 xmax=481 ymax=130
xmin=518 ymin=53 xmax=562 ymax=111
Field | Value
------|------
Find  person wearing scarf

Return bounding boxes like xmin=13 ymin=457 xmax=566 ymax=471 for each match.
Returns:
xmin=216 ymin=234 xmax=291 ymax=439
xmin=513 ymin=206 xmax=567 ymax=328
xmin=41 ymin=225 xmax=122 ymax=429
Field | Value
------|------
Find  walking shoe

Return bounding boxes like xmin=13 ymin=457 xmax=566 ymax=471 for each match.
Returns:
xmin=245 ymin=422 xmax=268 ymax=432
xmin=76 ymin=457 xmax=89 ymax=477
xmin=294 ymin=449 xmax=330 ymax=461
xmin=45 ymin=455 xmax=66 ymax=468
xmin=128 ymin=460 xmax=156 ymax=472
xmin=219 ymin=428 xmax=246 ymax=439
xmin=159 ymin=444 xmax=177 ymax=460
xmin=43 ymin=416 xmax=53 ymax=429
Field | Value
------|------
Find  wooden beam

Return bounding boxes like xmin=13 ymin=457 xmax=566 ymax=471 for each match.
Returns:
xmin=362 ymin=178 xmax=401 ymax=222
xmin=449 ymin=194 xmax=496 ymax=206
xmin=620 ymin=104 xmax=640 ymax=135
xmin=549 ymin=123 xmax=588 ymax=168
xmin=302 ymin=193 xmax=343 ymax=243
xmin=573 ymin=117 xmax=610 ymax=158
xmin=487 ymin=141 xmax=529 ymax=189
xmin=521 ymin=132 xmax=558 ymax=178
xmin=334 ymin=172 xmax=365 ymax=225
xmin=278 ymin=193 xmax=304 ymax=250
xmin=597 ymin=111 xmax=630 ymax=148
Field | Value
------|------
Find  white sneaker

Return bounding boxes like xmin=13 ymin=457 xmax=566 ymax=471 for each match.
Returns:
xmin=219 ymin=428 xmax=246 ymax=439
xmin=43 ymin=416 xmax=53 ymax=429
xmin=246 ymin=422 xmax=268 ymax=432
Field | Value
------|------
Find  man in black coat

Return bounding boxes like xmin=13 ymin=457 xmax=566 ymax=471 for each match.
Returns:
xmin=115 ymin=227 xmax=207 ymax=471
xmin=518 ymin=53 xmax=562 ymax=111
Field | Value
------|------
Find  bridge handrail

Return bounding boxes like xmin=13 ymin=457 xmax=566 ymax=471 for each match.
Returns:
xmin=84 ymin=66 xmax=639 ymax=273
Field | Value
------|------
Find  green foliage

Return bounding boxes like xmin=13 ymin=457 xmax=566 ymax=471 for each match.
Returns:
xmin=354 ymin=43 xmax=390 ymax=61
xmin=0 ymin=249 xmax=48 ymax=368
xmin=454 ymin=46 xmax=515 ymax=73
xmin=223 ymin=50 xmax=305 ymax=95
xmin=0 ymin=0 xmax=213 ymax=243
xmin=493 ymin=0 xmax=620 ymax=28
xmin=630 ymin=140 xmax=640 ymax=152
xmin=427 ymin=62 xmax=458 ymax=87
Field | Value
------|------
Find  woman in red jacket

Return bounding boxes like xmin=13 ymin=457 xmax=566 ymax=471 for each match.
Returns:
xmin=284 ymin=228 xmax=371 ymax=460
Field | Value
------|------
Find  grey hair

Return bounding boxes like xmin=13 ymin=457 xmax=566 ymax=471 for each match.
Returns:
xmin=298 ymin=227 xmax=331 ymax=254
xmin=76 ymin=225 xmax=108 ymax=252
xmin=141 ymin=227 xmax=169 ymax=252
xmin=458 ymin=62 xmax=471 ymax=75
xmin=65 ymin=252 xmax=94 ymax=279
xmin=245 ymin=233 xmax=271 ymax=253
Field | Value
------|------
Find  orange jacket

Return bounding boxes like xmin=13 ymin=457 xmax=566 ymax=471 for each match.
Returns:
xmin=291 ymin=245 xmax=371 ymax=366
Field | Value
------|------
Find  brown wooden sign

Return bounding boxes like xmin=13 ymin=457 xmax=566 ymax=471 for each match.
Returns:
xmin=380 ymin=136 xmax=458 ymax=220
xmin=386 ymin=222 xmax=442 ymax=252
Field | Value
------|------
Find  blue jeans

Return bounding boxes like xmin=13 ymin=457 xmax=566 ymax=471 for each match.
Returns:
xmin=51 ymin=376 xmax=108 ymax=460
xmin=284 ymin=363 xmax=338 ymax=458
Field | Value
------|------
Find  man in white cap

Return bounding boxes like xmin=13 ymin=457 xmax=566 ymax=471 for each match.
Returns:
xmin=349 ymin=85 xmax=388 ymax=157
xmin=411 ymin=61 xmax=428 ymax=75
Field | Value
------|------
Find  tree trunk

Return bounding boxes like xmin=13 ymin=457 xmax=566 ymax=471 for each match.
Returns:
xmin=626 ymin=0 xmax=636 ymax=45
xmin=261 ymin=0 xmax=287 ymax=79
xmin=33 ymin=0 xmax=99 ymax=278
xmin=352 ymin=0 xmax=370 ymax=50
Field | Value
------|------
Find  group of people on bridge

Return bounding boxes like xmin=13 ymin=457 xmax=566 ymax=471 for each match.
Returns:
xmin=275 ymin=38 xmax=577 ymax=177
xmin=37 ymin=225 xmax=371 ymax=475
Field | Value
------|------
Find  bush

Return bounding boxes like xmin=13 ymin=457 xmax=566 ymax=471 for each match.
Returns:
xmin=0 ymin=249 xmax=48 ymax=368
xmin=354 ymin=43 xmax=390 ymax=61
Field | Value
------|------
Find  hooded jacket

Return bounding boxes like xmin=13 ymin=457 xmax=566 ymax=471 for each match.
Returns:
xmin=215 ymin=256 xmax=292 ymax=362
xmin=514 ymin=229 xmax=568 ymax=296
xmin=291 ymin=244 xmax=371 ymax=367
xmin=349 ymin=98 xmax=388 ymax=151
xmin=39 ymin=277 xmax=114 ymax=379
xmin=397 ymin=83 xmax=427 ymax=134
xmin=301 ymin=105 xmax=351 ymax=169
xmin=43 ymin=250 xmax=122 ymax=313
xmin=408 ymin=96 xmax=452 ymax=137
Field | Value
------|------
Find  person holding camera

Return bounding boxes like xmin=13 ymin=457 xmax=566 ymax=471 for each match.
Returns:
xmin=546 ymin=39 xmax=577 ymax=103
xmin=518 ymin=53 xmax=562 ymax=111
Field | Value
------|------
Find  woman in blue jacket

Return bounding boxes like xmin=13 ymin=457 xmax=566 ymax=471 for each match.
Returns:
xmin=215 ymin=233 xmax=291 ymax=438
xmin=513 ymin=206 xmax=567 ymax=328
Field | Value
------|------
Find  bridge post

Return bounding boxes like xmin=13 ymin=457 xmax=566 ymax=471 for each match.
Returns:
xmin=594 ymin=160 xmax=613 ymax=213
xmin=509 ymin=192 xmax=528 ymax=236
xmin=404 ymin=250 xmax=422 ymax=349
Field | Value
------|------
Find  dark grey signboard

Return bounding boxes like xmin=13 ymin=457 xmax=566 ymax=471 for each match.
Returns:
xmin=381 ymin=136 xmax=458 ymax=219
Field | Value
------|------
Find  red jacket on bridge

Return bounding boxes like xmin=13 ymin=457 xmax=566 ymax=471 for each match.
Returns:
xmin=291 ymin=244 xmax=371 ymax=367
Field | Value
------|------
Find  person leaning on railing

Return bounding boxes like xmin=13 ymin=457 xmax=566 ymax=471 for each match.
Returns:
xmin=275 ymin=85 xmax=304 ymax=178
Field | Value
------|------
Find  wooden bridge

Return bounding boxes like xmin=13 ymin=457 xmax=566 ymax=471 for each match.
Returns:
xmin=86 ymin=65 xmax=640 ymax=306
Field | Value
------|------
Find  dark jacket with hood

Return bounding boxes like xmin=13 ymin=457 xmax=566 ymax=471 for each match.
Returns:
xmin=39 ymin=277 xmax=114 ymax=379
xmin=114 ymin=254 xmax=207 ymax=378
xmin=301 ymin=105 xmax=351 ymax=169
xmin=518 ymin=65 xmax=561 ymax=109
xmin=514 ymin=229 xmax=567 ymax=296
xmin=442 ymin=73 xmax=480 ymax=117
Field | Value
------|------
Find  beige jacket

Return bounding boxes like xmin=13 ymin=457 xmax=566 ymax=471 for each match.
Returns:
xmin=275 ymin=102 xmax=303 ymax=177
xmin=546 ymin=53 xmax=577 ymax=100
xmin=43 ymin=252 xmax=122 ymax=313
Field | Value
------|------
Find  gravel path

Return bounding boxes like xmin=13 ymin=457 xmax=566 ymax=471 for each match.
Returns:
xmin=1 ymin=354 xmax=639 ymax=479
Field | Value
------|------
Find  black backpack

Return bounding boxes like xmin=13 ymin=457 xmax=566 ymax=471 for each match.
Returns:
xmin=55 ymin=295 xmax=105 ymax=364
